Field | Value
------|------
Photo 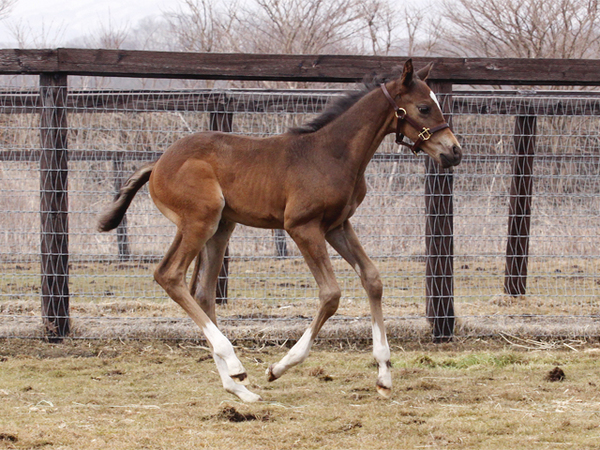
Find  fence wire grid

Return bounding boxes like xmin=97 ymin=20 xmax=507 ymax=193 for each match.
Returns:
xmin=1 ymin=87 xmax=600 ymax=340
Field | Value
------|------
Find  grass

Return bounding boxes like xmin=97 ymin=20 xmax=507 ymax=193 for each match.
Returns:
xmin=1 ymin=339 xmax=600 ymax=449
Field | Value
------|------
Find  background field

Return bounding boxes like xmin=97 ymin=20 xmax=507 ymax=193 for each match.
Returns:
xmin=1 ymin=339 xmax=599 ymax=450
xmin=2 ymin=89 xmax=600 ymax=340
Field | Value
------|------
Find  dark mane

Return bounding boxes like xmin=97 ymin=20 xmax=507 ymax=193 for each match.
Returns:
xmin=289 ymin=68 xmax=403 ymax=135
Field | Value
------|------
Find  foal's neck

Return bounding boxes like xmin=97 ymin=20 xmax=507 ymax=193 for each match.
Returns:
xmin=327 ymin=87 xmax=393 ymax=174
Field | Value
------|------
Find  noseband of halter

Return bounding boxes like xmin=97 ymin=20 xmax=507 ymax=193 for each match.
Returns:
xmin=380 ymin=83 xmax=450 ymax=155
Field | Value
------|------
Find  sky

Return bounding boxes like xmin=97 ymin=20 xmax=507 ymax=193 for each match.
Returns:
xmin=0 ymin=0 xmax=171 ymax=47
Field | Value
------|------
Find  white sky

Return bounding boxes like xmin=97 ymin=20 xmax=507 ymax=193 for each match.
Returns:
xmin=0 ymin=0 xmax=172 ymax=47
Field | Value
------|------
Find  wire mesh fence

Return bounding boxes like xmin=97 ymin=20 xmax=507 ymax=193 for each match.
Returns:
xmin=1 ymin=86 xmax=600 ymax=340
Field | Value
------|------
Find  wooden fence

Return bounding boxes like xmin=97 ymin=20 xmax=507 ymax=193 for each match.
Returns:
xmin=3 ymin=48 xmax=600 ymax=342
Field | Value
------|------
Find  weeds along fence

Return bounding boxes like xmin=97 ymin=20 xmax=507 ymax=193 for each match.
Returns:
xmin=2 ymin=49 xmax=600 ymax=342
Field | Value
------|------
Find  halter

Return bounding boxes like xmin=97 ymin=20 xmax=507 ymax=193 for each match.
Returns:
xmin=380 ymin=83 xmax=450 ymax=155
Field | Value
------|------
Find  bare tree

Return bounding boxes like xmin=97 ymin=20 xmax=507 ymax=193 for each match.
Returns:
xmin=357 ymin=0 xmax=396 ymax=55
xmin=84 ymin=13 xmax=130 ymax=49
xmin=0 ymin=0 xmax=17 ymax=19
xmin=6 ymin=19 xmax=65 ymax=48
xmin=439 ymin=0 xmax=600 ymax=58
xmin=237 ymin=0 xmax=368 ymax=54
xmin=165 ymin=0 xmax=238 ymax=53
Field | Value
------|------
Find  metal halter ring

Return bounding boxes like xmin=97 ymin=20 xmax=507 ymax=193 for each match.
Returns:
xmin=395 ymin=108 xmax=407 ymax=119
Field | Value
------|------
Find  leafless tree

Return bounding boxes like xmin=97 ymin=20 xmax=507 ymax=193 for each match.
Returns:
xmin=439 ymin=0 xmax=600 ymax=58
xmin=0 ymin=0 xmax=17 ymax=19
xmin=83 ymin=13 xmax=130 ymax=49
xmin=236 ymin=0 xmax=375 ymax=54
xmin=164 ymin=0 xmax=238 ymax=53
xmin=6 ymin=19 xmax=65 ymax=48
xmin=394 ymin=4 xmax=444 ymax=57
xmin=357 ymin=0 xmax=396 ymax=55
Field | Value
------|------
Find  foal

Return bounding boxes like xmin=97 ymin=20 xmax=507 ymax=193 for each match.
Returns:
xmin=98 ymin=59 xmax=462 ymax=402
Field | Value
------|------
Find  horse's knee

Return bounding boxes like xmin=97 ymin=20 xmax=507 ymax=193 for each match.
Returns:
xmin=363 ymin=267 xmax=383 ymax=300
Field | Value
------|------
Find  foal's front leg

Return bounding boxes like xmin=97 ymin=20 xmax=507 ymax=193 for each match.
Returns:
xmin=326 ymin=221 xmax=392 ymax=397
xmin=267 ymin=222 xmax=341 ymax=381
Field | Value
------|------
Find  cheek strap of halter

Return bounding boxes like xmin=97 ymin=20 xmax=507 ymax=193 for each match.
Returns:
xmin=380 ymin=83 xmax=450 ymax=156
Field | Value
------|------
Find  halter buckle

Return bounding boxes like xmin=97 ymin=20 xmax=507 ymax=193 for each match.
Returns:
xmin=418 ymin=127 xmax=432 ymax=141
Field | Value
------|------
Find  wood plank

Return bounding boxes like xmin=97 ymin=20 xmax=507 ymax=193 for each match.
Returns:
xmin=2 ymin=49 xmax=600 ymax=85
xmin=0 ymin=49 xmax=58 ymax=73
xmin=56 ymin=50 xmax=600 ymax=85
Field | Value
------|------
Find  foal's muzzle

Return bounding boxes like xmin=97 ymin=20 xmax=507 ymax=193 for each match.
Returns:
xmin=439 ymin=144 xmax=463 ymax=168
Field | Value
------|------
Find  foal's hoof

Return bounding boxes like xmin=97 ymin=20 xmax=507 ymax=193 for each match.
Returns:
xmin=266 ymin=364 xmax=279 ymax=382
xmin=376 ymin=383 xmax=392 ymax=399
xmin=237 ymin=390 xmax=263 ymax=403
xmin=231 ymin=372 xmax=250 ymax=385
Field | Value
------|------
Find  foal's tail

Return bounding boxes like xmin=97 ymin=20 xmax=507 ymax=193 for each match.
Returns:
xmin=97 ymin=161 xmax=156 ymax=232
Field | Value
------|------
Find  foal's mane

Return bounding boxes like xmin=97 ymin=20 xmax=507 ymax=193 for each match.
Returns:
xmin=290 ymin=68 xmax=403 ymax=135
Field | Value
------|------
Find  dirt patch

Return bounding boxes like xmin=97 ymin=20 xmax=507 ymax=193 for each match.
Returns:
xmin=217 ymin=406 xmax=271 ymax=423
xmin=0 ymin=433 xmax=18 ymax=443
xmin=546 ymin=366 xmax=566 ymax=382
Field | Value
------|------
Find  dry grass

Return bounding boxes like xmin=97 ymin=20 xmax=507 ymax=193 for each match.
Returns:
xmin=1 ymin=339 xmax=600 ymax=449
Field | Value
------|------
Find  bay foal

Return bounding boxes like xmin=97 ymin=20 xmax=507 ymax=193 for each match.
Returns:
xmin=98 ymin=60 xmax=462 ymax=402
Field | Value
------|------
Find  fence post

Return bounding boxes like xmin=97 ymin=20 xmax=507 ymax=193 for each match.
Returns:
xmin=113 ymin=154 xmax=131 ymax=261
xmin=425 ymin=81 xmax=455 ymax=342
xmin=40 ymin=72 xmax=70 ymax=342
xmin=210 ymin=109 xmax=233 ymax=305
xmin=274 ymin=229 xmax=288 ymax=257
xmin=504 ymin=112 xmax=536 ymax=296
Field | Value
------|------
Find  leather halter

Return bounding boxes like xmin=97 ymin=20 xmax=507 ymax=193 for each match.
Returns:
xmin=380 ymin=83 xmax=450 ymax=155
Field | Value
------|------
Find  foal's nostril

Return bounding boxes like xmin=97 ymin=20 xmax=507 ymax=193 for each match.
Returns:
xmin=451 ymin=145 xmax=463 ymax=165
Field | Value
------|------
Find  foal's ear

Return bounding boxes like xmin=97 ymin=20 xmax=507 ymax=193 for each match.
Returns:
xmin=401 ymin=59 xmax=414 ymax=87
xmin=416 ymin=62 xmax=434 ymax=81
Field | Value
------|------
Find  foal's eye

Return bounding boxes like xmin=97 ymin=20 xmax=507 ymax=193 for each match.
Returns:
xmin=418 ymin=105 xmax=431 ymax=115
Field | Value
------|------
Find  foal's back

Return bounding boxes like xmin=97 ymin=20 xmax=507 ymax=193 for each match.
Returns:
xmin=149 ymin=130 xmax=314 ymax=229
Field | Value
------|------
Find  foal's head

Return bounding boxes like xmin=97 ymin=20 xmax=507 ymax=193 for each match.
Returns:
xmin=382 ymin=60 xmax=462 ymax=169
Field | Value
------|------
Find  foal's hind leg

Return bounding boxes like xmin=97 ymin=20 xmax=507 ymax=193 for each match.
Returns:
xmin=326 ymin=221 xmax=392 ymax=398
xmin=153 ymin=223 xmax=248 ymax=385
xmin=267 ymin=221 xmax=341 ymax=381
xmin=189 ymin=221 xmax=262 ymax=402
xmin=190 ymin=219 xmax=236 ymax=318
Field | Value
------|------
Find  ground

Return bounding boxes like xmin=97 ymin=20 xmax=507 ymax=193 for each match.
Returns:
xmin=1 ymin=339 xmax=600 ymax=449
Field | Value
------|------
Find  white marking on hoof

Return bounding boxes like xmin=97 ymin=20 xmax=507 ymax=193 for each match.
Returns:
xmin=268 ymin=329 xmax=314 ymax=381
xmin=214 ymin=354 xmax=259 ymax=402
xmin=202 ymin=321 xmax=247 ymax=384
xmin=229 ymin=386 xmax=262 ymax=403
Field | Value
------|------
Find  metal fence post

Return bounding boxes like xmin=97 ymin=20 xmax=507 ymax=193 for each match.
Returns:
xmin=40 ymin=73 xmax=70 ymax=342
xmin=425 ymin=81 xmax=455 ymax=342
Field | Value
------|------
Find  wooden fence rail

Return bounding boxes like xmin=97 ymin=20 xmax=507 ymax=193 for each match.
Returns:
xmin=3 ymin=49 xmax=600 ymax=341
